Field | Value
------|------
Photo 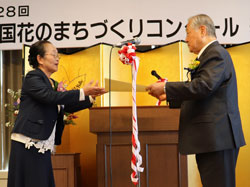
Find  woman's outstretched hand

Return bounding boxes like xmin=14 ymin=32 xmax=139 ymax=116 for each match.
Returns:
xmin=83 ymin=80 xmax=107 ymax=97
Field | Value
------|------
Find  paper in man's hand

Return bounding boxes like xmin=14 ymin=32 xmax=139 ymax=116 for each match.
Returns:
xmin=104 ymin=78 xmax=147 ymax=92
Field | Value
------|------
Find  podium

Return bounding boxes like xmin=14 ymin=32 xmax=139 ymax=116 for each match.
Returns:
xmin=89 ymin=106 xmax=187 ymax=187
xmin=51 ymin=153 xmax=81 ymax=187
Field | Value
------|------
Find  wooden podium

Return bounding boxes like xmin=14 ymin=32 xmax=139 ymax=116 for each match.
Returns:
xmin=51 ymin=153 xmax=81 ymax=187
xmin=89 ymin=106 xmax=187 ymax=187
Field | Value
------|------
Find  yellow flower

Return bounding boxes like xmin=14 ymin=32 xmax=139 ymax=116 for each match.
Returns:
xmin=188 ymin=59 xmax=200 ymax=70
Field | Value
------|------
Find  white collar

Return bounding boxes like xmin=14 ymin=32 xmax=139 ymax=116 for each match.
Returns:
xmin=197 ymin=40 xmax=217 ymax=59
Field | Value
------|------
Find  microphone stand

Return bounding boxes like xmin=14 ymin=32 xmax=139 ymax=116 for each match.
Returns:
xmin=105 ymin=45 xmax=114 ymax=187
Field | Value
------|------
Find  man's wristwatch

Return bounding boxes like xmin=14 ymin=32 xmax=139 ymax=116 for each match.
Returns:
xmin=163 ymin=83 xmax=166 ymax=93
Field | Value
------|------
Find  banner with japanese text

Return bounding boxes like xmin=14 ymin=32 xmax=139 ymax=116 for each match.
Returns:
xmin=1 ymin=0 xmax=250 ymax=50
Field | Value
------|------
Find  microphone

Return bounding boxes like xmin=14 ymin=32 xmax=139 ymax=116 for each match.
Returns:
xmin=115 ymin=37 xmax=141 ymax=46
xmin=151 ymin=70 xmax=162 ymax=80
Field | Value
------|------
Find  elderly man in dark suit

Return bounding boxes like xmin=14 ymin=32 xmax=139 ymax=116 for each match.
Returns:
xmin=146 ymin=14 xmax=245 ymax=187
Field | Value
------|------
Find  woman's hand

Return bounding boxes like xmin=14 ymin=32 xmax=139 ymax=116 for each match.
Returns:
xmin=83 ymin=80 xmax=107 ymax=96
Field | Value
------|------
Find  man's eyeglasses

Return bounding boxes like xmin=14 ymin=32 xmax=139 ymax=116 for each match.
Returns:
xmin=45 ymin=53 xmax=60 ymax=59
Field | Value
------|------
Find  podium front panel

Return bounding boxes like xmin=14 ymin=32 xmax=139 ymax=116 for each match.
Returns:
xmin=90 ymin=106 xmax=187 ymax=187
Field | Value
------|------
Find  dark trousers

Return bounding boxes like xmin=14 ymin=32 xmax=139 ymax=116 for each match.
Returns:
xmin=195 ymin=148 xmax=239 ymax=187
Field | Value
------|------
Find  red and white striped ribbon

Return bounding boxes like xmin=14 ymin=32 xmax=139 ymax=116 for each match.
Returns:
xmin=118 ymin=44 xmax=144 ymax=185
xmin=131 ymin=57 xmax=144 ymax=185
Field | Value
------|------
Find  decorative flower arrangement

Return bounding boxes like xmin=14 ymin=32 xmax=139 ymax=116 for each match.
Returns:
xmin=5 ymin=89 xmax=21 ymax=127
xmin=5 ymin=81 xmax=78 ymax=127
xmin=188 ymin=59 xmax=200 ymax=70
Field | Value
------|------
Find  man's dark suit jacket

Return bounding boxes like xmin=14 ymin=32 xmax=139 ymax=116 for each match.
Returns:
xmin=165 ymin=41 xmax=246 ymax=154
xmin=12 ymin=68 xmax=93 ymax=145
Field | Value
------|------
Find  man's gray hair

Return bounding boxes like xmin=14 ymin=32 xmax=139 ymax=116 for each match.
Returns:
xmin=188 ymin=14 xmax=216 ymax=37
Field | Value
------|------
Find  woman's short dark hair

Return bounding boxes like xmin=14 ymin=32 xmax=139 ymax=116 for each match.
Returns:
xmin=28 ymin=40 xmax=51 ymax=69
